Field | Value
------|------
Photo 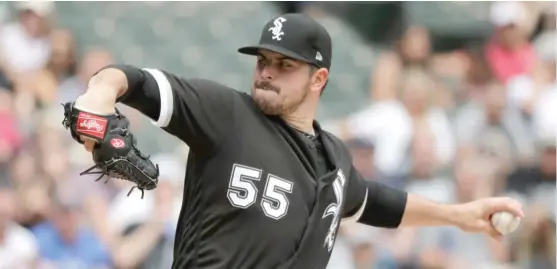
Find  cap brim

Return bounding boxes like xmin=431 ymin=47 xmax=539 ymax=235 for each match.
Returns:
xmin=238 ymin=44 xmax=310 ymax=64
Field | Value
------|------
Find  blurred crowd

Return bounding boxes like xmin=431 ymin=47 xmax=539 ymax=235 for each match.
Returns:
xmin=325 ymin=2 xmax=556 ymax=269
xmin=0 ymin=1 xmax=554 ymax=269
xmin=0 ymin=2 xmax=186 ymax=269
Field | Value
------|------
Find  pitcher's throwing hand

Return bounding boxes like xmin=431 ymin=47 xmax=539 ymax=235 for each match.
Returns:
xmin=452 ymin=197 xmax=524 ymax=240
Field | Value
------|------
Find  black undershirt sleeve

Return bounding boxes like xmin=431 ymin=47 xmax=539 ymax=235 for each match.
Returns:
xmin=343 ymin=166 xmax=407 ymax=228
xmin=358 ymin=180 xmax=407 ymax=228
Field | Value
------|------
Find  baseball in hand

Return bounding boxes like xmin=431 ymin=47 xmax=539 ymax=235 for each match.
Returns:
xmin=491 ymin=211 xmax=521 ymax=235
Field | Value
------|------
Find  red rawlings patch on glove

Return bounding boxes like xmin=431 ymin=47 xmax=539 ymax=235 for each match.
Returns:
xmin=76 ymin=112 xmax=108 ymax=140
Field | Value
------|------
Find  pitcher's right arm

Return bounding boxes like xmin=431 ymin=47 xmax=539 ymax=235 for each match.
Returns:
xmin=75 ymin=65 xmax=236 ymax=155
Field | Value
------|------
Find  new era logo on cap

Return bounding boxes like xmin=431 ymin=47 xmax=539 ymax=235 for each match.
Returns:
xmin=316 ymin=51 xmax=322 ymax=61
xmin=238 ymin=13 xmax=332 ymax=70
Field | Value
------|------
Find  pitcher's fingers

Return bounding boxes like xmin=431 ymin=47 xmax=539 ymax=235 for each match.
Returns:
xmin=491 ymin=198 xmax=525 ymax=218
xmin=487 ymin=226 xmax=503 ymax=241
xmin=489 ymin=232 xmax=503 ymax=241
xmin=481 ymin=221 xmax=503 ymax=241
xmin=84 ymin=140 xmax=96 ymax=152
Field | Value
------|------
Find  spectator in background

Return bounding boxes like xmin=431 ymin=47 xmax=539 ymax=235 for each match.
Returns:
xmin=506 ymin=138 xmax=555 ymax=227
xmin=32 ymin=111 xmax=119 ymax=252
xmin=506 ymin=12 xmax=555 ymax=133
xmin=13 ymin=172 xmax=51 ymax=229
xmin=529 ymin=27 xmax=556 ymax=142
xmin=454 ymin=81 xmax=535 ymax=167
xmin=345 ymin=137 xmax=376 ymax=182
xmin=336 ymin=68 xmax=455 ymax=177
xmin=337 ymin=96 xmax=412 ymax=177
xmin=0 ymin=1 xmax=53 ymax=76
xmin=47 ymin=29 xmax=77 ymax=81
xmin=533 ymin=2 xmax=556 ymax=35
xmin=485 ymin=1 xmax=536 ymax=84
xmin=0 ymin=179 xmax=39 ymax=269
xmin=0 ymin=85 xmax=20 ymax=165
xmin=32 ymin=194 xmax=111 ymax=269
xmin=32 ymin=29 xmax=77 ymax=107
xmin=514 ymin=214 xmax=555 ymax=269
xmin=413 ymin=156 xmax=509 ymax=269
xmin=108 ymin=153 xmax=185 ymax=269
xmin=399 ymin=68 xmax=455 ymax=169
xmin=370 ymin=25 xmax=432 ymax=102
xmin=0 ymin=66 xmax=13 ymax=93
xmin=33 ymin=116 xmax=73 ymax=184
xmin=369 ymin=127 xmax=454 ymax=269
xmin=456 ymin=45 xmax=495 ymax=105
xmin=509 ymin=138 xmax=556 ymax=269
xmin=328 ymin=138 xmax=377 ymax=269
xmin=7 ymin=118 xmax=57 ymax=231
xmin=8 ymin=149 xmax=38 ymax=187
xmin=57 ymin=48 xmax=113 ymax=104
xmin=404 ymin=127 xmax=454 ymax=204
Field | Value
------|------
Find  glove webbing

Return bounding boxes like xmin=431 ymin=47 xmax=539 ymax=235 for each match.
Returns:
xmin=80 ymin=157 xmax=159 ymax=199
xmin=78 ymin=128 xmax=159 ymax=199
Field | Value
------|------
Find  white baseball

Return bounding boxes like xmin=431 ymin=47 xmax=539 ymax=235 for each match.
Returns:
xmin=491 ymin=211 xmax=521 ymax=235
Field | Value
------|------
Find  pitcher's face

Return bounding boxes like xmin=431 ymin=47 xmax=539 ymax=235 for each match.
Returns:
xmin=251 ymin=50 xmax=313 ymax=115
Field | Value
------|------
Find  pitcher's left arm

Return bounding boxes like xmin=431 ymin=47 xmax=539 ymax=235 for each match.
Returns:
xmin=341 ymin=166 xmax=406 ymax=228
xmin=342 ymin=166 xmax=524 ymax=240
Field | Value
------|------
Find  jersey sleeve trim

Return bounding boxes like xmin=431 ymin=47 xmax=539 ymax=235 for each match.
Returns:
xmin=142 ymin=68 xmax=173 ymax=128
xmin=342 ymin=188 xmax=367 ymax=223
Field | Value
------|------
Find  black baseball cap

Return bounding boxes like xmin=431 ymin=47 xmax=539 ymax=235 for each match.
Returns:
xmin=238 ymin=13 xmax=332 ymax=70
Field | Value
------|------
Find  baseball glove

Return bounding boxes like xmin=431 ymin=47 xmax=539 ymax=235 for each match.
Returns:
xmin=61 ymin=102 xmax=159 ymax=198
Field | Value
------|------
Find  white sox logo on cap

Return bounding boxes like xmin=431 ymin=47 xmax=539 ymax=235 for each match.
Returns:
xmin=238 ymin=13 xmax=332 ymax=70
xmin=268 ymin=17 xmax=287 ymax=41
